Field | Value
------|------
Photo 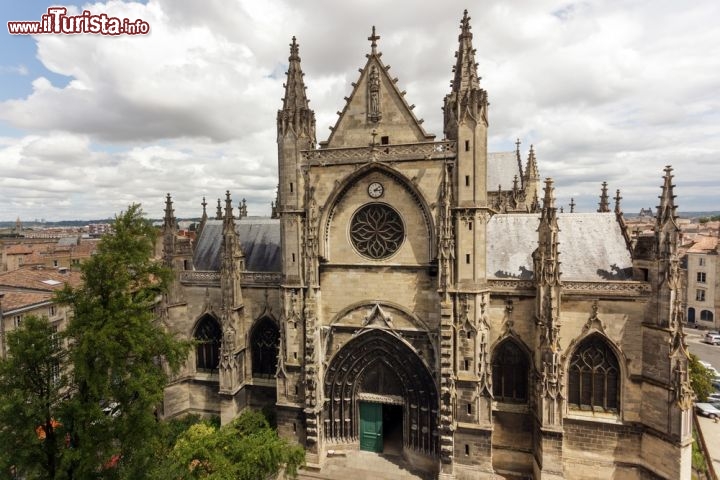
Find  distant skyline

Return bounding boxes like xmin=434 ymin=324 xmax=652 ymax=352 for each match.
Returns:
xmin=1 ymin=0 xmax=719 ymax=221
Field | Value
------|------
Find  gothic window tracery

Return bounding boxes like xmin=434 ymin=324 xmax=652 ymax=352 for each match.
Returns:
xmin=492 ymin=339 xmax=529 ymax=402
xmin=349 ymin=203 xmax=404 ymax=259
xmin=568 ymin=335 xmax=620 ymax=412
xmin=251 ymin=317 xmax=279 ymax=378
xmin=195 ymin=315 xmax=221 ymax=373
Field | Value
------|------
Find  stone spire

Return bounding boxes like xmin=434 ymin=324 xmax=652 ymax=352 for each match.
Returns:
xmin=238 ymin=198 xmax=247 ymax=219
xmin=163 ymin=193 xmax=176 ymax=230
xmin=656 ymin=165 xmax=679 ymax=229
xmin=655 ymin=165 xmax=680 ymax=259
xmin=162 ymin=193 xmax=177 ymax=267
xmin=524 ymin=145 xmax=539 ymax=183
xmin=443 ymin=9 xmax=488 ymax=139
xmin=197 ymin=196 xmax=208 ymax=240
xmin=222 ymin=191 xmax=234 ymax=230
xmin=452 ymin=10 xmax=480 ymax=94
xmin=220 ymin=191 xmax=245 ymax=286
xmin=534 ymin=178 xmax=563 ymax=433
xmin=218 ymin=191 xmax=244 ymax=396
xmin=570 ymin=198 xmax=576 ymax=213
xmin=278 ymin=36 xmax=316 ymax=141
xmin=215 ymin=198 xmax=222 ymax=220
xmin=598 ymin=181 xmax=610 ymax=212
xmin=614 ymin=189 xmax=632 ymax=252
xmin=515 ymin=138 xmax=524 ymax=187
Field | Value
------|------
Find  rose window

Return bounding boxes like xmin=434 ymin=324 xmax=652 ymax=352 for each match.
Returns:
xmin=349 ymin=203 xmax=404 ymax=259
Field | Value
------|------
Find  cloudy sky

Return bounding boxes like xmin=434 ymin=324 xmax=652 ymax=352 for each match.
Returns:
xmin=0 ymin=0 xmax=718 ymax=221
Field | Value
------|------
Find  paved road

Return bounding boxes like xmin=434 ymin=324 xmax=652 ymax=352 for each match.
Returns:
xmin=686 ymin=329 xmax=720 ymax=369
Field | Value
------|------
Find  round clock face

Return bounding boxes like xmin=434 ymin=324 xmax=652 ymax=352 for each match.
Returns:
xmin=368 ymin=182 xmax=384 ymax=198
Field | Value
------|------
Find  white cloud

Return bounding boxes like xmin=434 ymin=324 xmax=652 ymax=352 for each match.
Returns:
xmin=0 ymin=0 xmax=718 ymax=220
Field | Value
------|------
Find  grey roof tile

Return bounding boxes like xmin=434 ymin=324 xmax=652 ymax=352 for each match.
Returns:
xmin=488 ymin=151 xmax=522 ymax=191
xmin=193 ymin=219 xmax=281 ymax=272
xmin=487 ymin=213 xmax=633 ymax=281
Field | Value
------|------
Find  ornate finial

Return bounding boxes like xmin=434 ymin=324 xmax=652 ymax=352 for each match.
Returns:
xmin=513 ymin=175 xmax=519 ymax=192
xmin=216 ymin=198 xmax=222 ymax=220
xmin=460 ymin=9 xmax=471 ymax=36
xmin=163 ymin=193 xmax=175 ymax=229
xmin=368 ymin=25 xmax=380 ymax=54
xmin=238 ymin=198 xmax=247 ymax=219
xmin=201 ymin=196 xmax=207 ymax=216
xmin=289 ymin=36 xmax=299 ymax=60
xmin=656 ymin=165 xmax=678 ymax=226
xmin=570 ymin=197 xmax=576 ymax=213
xmin=515 ymin=138 xmax=521 ymax=153
xmin=560 ymin=206 xmax=564 ymax=213
xmin=542 ymin=178 xmax=555 ymax=210
xmin=614 ymin=189 xmax=622 ymax=215
xmin=598 ymin=181 xmax=610 ymax=213
xmin=223 ymin=191 xmax=234 ymax=225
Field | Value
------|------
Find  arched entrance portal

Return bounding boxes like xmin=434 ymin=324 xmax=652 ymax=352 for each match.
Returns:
xmin=324 ymin=329 xmax=438 ymax=456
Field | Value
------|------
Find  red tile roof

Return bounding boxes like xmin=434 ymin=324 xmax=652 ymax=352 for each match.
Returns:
xmin=0 ymin=267 xmax=82 ymax=292
xmin=0 ymin=291 xmax=53 ymax=312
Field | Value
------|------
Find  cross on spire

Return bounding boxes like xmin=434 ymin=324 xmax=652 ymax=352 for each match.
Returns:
xmin=368 ymin=25 xmax=380 ymax=54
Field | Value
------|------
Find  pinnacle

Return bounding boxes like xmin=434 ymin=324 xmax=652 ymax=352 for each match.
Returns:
xmin=451 ymin=9 xmax=480 ymax=95
xmin=542 ymin=178 xmax=555 ymax=210
xmin=598 ymin=181 xmax=610 ymax=212
xmin=163 ymin=193 xmax=175 ymax=228
xmin=525 ymin=145 xmax=539 ymax=180
xmin=281 ymin=36 xmax=310 ymax=112
xmin=614 ymin=189 xmax=622 ymax=215
xmin=656 ymin=165 xmax=678 ymax=225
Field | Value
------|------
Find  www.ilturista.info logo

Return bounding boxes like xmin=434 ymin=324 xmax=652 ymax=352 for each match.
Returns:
xmin=8 ymin=7 xmax=150 ymax=35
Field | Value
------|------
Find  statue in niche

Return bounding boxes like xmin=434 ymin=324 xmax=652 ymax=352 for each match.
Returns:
xmin=368 ymin=66 xmax=381 ymax=122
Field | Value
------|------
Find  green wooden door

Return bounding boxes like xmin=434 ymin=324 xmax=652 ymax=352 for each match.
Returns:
xmin=359 ymin=402 xmax=383 ymax=452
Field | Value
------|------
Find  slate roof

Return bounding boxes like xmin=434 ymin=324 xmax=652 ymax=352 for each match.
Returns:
xmin=487 ymin=213 xmax=633 ymax=281
xmin=488 ymin=151 xmax=522 ymax=191
xmin=193 ymin=219 xmax=281 ymax=272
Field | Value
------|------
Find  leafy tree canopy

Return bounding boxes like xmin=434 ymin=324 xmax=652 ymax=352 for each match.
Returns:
xmin=0 ymin=315 xmax=67 ymax=479
xmin=155 ymin=410 xmax=305 ymax=480
xmin=689 ymin=354 xmax=716 ymax=402
xmin=54 ymin=203 xmax=191 ymax=479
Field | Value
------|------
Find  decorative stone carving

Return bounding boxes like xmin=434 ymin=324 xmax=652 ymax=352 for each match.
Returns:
xmin=367 ymin=65 xmax=382 ymax=123
xmin=349 ymin=203 xmax=404 ymax=259
xmin=582 ymin=300 xmax=606 ymax=334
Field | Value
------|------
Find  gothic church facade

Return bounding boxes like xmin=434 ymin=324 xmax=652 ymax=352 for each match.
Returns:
xmin=160 ymin=12 xmax=692 ymax=479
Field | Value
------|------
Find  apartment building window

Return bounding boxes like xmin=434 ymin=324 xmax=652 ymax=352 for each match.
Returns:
xmin=49 ymin=305 xmax=57 ymax=317
xmin=700 ymin=310 xmax=714 ymax=322
xmin=699 ymin=257 xmax=706 ymax=266
xmin=697 ymin=272 xmax=707 ymax=283
xmin=696 ymin=289 xmax=706 ymax=302
xmin=13 ymin=315 xmax=22 ymax=328
xmin=50 ymin=325 xmax=60 ymax=351
xmin=53 ymin=260 xmax=59 ymax=267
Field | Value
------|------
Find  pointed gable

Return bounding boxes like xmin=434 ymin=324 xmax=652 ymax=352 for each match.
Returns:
xmin=322 ymin=27 xmax=434 ymax=148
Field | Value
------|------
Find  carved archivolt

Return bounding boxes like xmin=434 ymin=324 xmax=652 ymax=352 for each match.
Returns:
xmin=323 ymin=329 xmax=438 ymax=455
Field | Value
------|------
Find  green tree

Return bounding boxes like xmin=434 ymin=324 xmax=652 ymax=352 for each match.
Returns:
xmin=0 ymin=315 xmax=67 ymax=479
xmin=689 ymin=354 xmax=715 ymax=402
xmin=156 ymin=410 xmax=305 ymax=480
xmin=55 ymin=204 xmax=190 ymax=479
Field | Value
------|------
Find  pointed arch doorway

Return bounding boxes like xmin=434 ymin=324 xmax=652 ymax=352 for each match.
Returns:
xmin=324 ymin=329 xmax=438 ymax=457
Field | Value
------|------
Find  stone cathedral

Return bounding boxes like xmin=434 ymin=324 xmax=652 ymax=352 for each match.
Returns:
xmin=159 ymin=11 xmax=693 ymax=480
